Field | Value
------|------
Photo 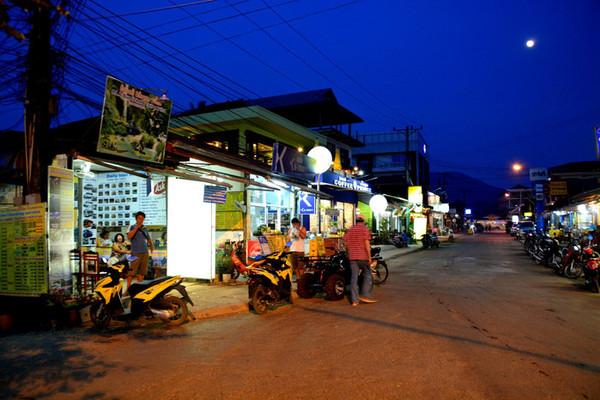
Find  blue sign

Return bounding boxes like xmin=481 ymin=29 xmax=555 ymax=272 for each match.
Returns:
xmin=298 ymin=192 xmax=316 ymax=214
xmin=320 ymin=172 xmax=371 ymax=193
xmin=203 ymin=185 xmax=228 ymax=204
xmin=271 ymin=143 xmax=316 ymax=180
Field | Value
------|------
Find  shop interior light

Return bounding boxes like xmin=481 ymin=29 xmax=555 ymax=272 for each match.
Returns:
xmin=297 ymin=147 xmax=304 ymax=153
xmin=577 ymin=204 xmax=588 ymax=213
xmin=307 ymin=146 xmax=333 ymax=174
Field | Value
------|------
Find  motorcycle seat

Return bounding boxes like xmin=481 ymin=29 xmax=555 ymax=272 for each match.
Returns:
xmin=128 ymin=276 xmax=172 ymax=296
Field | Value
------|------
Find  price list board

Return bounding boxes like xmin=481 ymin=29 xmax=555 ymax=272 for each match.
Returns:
xmin=0 ymin=203 xmax=48 ymax=296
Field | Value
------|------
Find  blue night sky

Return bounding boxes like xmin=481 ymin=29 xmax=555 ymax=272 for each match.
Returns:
xmin=3 ymin=0 xmax=599 ymax=188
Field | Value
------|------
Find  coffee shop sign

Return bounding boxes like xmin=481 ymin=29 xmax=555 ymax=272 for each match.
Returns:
xmin=322 ymin=173 xmax=371 ymax=193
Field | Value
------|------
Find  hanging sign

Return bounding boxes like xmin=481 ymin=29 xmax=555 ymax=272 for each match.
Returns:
xmin=271 ymin=143 xmax=316 ymax=180
xmin=298 ymin=192 xmax=316 ymax=214
xmin=97 ymin=76 xmax=172 ymax=164
xmin=203 ymin=185 xmax=228 ymax=204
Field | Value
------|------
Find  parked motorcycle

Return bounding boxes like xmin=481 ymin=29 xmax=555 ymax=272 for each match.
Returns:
xmin=421 ymin=232 xmax=440 ymax=249
xmin=391 ymin=232 xmax=409 ymax=248
xmin=582 ymin=247 xmax=600 ymax=293
xmin=297 ymin=249 xmax=375 ymax=300
xmin=90 ymin=256 xmax=193 ymax=329
xmin=247 ymin=251 xmax=294 ymax=314
xmin=561 ymin=239 xmax=584 ymax=279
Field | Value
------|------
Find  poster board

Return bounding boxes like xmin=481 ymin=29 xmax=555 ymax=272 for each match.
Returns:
xmin=215 ymin=191 xmax=244 ymax=231
xmin=97 ymin=76 xmax=172 ymax=164
xmin=0 ymin=203 xmax=48 ymax=296
xmin=48 ymin=167 xmax=75 ymax=294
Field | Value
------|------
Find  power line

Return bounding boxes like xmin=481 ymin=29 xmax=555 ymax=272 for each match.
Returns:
xmin=79 ymin=0 xmax=216 ymax=21
xmin=260 ymin=0 xmax=420 ymax=126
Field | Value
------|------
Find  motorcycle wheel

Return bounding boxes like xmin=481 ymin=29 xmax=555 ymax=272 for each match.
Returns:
xmin=90 ymin=300 xmax=111 ymax=330
xmin=297 ymin=273 xmax=317 ymax=298
xmin=325 ymin=274 xmax=345 ymax=301
xmin=251 ymin=284 xmax=269 ymax=314
xmin=372 ymin=261 xmax=389 ymax=285
xmin=163 ymin=296 xmax=188 ymax=326
xmin=564 ymin=261 xmax=583 ymax=279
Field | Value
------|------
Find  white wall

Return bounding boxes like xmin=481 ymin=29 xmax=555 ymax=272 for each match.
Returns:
xmin=167 ymin=178 xmax=215 ymax=280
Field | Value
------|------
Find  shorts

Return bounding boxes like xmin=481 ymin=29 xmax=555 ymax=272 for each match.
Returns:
xmin=129 ymin=252 xmax=149 ymax=277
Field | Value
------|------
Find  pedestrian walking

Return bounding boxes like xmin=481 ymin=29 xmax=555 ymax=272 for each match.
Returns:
xmin=343 ymin=215 xmax=376 ymax=306
xmin=127 ymin=211 xmax=154 ymax=289
xmin=288 ymin=217 xmax=307 ymax=280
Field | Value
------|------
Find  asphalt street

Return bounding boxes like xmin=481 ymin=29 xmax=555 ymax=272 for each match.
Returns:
xmin=1 ymin=232 xmax=599 ymax=400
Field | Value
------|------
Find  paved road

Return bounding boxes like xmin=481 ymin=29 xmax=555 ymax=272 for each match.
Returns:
xmin=1 ymin=233 xmax=599 ymax=400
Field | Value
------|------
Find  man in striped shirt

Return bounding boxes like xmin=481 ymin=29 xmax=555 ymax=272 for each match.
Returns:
xmin=343 ymin=215 xmax=377 ymax=306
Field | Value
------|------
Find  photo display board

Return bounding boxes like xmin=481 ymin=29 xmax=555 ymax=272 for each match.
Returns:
xmin=0 ymin=203 xmax=48 ymax=296
xmin=95 ymin=172 xmax=166 ymax=228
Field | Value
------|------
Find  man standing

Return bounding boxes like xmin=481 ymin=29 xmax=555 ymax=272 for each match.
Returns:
xmin=288 ymin=217 xmax=307 ymax=279
xmin=127 ymin=211 xmax=154 ymax=288
xmin=344 ymin=215 xmax=376 ymax=306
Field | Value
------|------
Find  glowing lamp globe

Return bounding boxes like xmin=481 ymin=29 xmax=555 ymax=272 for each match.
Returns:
xmin=526 ymin=39 xmax=535 ymax=48
xmin=369 ymin=194 xmax=388 ymax=215
xmin=308 ymin=146 xmax=333 ymax=174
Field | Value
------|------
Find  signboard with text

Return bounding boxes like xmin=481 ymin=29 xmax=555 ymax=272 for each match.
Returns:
xmin=298 ymin=192 xmax=316 ymax=214
xmin=549 ymin=181 xmax=568 ymax=196
xmin=320 ymin=172 xmax=371 ymax=193
xmin=97 ymin=76 xmax=172 ymax=164
xmin=529 ymin=168 xmax=548 ymax=181
xmin=271 ymin=143 xmax=316 ymax=180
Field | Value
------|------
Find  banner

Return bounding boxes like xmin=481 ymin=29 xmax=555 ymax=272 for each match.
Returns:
xmin=97 ymin=76 xmax=172 ymax=164
xmin=48 ymin=167 xmax=75 ymax=294
xmin=0 ymin=203 xmax=48 ymax=296
xmin=271 ymin=143 xmax=316 ymax=180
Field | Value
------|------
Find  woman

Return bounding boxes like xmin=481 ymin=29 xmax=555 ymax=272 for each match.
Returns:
xmin=111 ymin=233 xmax=130 ymax=259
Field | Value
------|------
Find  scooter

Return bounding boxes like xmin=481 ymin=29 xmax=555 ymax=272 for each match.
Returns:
xmin=421 ymin=232 xmax=440 ymax=249
xmin=582 ymin=247 xmax=600 ymax=293
xmin=370 ymin=247 xmax=389 ymax=284
xmin=90 ymin=255 xmax=193 ymax=329
xmin=391 ymin=233 xmax=409 ymax=248
xmin=247 ymin=251 xmax=294 ymax=314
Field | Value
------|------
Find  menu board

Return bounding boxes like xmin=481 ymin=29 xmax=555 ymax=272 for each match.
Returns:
xmin=95 ymin=172 xmax=166 ymax=228
xmin=48 ymin=167 xmax=75 ymax=294
xmin=0 ymin=203 xmax=48 ymax=296
xmin=81 ymin=176 xmax=98 ymax=246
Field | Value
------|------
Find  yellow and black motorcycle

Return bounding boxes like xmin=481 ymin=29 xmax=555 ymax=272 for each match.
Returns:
xmin=246 ymin=251 xmax=294 ymax=314
xmin=90 ymin=256 xmax=193 ymax=329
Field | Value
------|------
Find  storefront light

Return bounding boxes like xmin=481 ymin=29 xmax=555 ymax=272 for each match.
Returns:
xmin=577 ymin=204 xmax=588 ymax=213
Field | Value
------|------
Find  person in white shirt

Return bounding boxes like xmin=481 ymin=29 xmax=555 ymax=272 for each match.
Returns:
xmin=288 ymin=217 xmax=307 ymax=280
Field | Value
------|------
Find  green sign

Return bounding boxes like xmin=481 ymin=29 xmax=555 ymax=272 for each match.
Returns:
xmin=97 ymin=76 xmax=172 ymax=164
xmin=0 ymin=203 xmax=48 ymax=296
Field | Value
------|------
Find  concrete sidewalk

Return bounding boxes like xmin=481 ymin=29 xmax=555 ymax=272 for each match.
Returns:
xmin=185 ymin=242 xmax=435 ymax=322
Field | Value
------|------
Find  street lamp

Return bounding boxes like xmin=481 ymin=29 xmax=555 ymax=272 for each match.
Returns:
xmin=369 ymin=194 xmax=389 ymax=233
xmin=525 ymin=39 xmax=535 ymax=48
xmin=512 ymin=163 xmax=524 ymax=173
xmin=308 ymin=146 xmax=333 ymax=233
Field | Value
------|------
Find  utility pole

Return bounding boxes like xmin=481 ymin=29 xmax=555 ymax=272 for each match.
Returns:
xmin=23 ymin=2 xmax=53 ymax=202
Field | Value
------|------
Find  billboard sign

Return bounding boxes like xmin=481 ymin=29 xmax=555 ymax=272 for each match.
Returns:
xmin=271 ymin=143 xmax=316 ymax=181
xmin=529 ymin=168 xmax=548 ymax=182
xmin=549 ymin=181 xmax=568 ymax=196
xmin=320 ymin=172 xmax=371 ymax=193
xmin=408 ymin=186 xmax=423 ymax=205
xmin=97 ymin=76 xmax=172 ymax=164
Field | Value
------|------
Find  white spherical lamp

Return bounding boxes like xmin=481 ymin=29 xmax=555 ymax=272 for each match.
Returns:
xmin=369 ymin=194 xmax=388 ymax=215
xmin=307 ymin=146 xmax=333 ymax=174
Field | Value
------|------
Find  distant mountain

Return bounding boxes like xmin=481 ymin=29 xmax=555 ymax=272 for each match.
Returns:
xmin=430 ymin=172 xmax=505 ymax=217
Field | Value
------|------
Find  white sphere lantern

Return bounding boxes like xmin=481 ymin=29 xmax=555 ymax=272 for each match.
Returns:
xmin=307 ymin=146 xmax=333 ymax=174
xmin=525 ymin=39 xmax=535 ymax=48
xmin=369 ymin=194 xmax=388 ymax=215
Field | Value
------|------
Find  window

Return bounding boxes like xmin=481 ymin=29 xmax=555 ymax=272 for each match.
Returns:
xmin=249 ymin=188 xmax=295 ymax=236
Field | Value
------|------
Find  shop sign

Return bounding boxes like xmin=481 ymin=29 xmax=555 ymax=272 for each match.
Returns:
xmin=465 ymin=208 xmax=472 ymax=215
xmin=408 ymin=186 xmax=423 ymax=205
xmin=433 ymin=203 xmax=449 ymax=213
xmin=271 ymin=143 xmax=316 ymax=180
xmin=428 ymin=192 xmax=440 ymax=206
xmin=529 ymin=168 xmax=548 ymax=182
xmin=524 ymin=212 xmax=533 ymax=217
xmin=549 ymin=181 xmax=568 ymax=196
xmin=320 ymin=172 xmax=371 ymax=193
xmin=203 ymin=185 xmax=228 ymax=204
xmin=97 ymin=76 xmax=172 ymax=164
xmin=297 ymin=192 xmax=316 ymax=215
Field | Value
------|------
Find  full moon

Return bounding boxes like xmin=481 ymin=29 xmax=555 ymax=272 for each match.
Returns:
xmin=526 ymin=39 xmax=535 ymax=48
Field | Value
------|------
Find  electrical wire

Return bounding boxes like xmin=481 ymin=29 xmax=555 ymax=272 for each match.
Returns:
xmin=79 ymin=0 xmax=216 ymax=21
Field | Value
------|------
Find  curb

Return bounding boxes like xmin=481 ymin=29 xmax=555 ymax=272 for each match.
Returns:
xmin=191 ymin=303 xmax=248 ymax=321
xmin=383 ymin=246 xmax=423 ymax=261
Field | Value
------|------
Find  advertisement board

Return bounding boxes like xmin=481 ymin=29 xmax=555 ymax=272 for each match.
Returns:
xmin=97 ymin=76 xmax=172 ymax=164
xmin=0 ymin=203 xmax=48 ymax=296
xmin=529 ymin=168 xmax=548 ymax=182
xmin=48 ymin=167 xmax=75 ymax=294
xmin=271 ymin=143 xmax=316 ymax=180
xmin=408 ymin=186 xmax=423 ymax=205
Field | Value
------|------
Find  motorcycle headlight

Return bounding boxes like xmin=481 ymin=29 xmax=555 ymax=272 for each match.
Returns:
xmin=573 ymin=245 xmax=580 ymax=252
